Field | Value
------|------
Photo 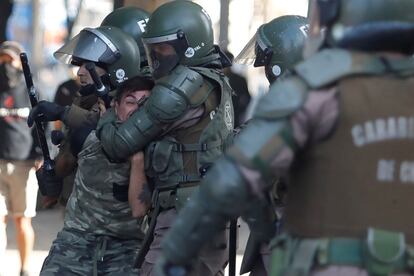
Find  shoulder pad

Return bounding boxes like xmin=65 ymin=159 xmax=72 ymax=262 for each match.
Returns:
xmin=157 ymin=65 xmax=209 ymax=107
xmin=253 ymin=76 xmax=308 ymax=120
xmin=294 ymin=49 xmax=386 ymax=89
xmin=191 ymin=66 xmax=223 ymax=83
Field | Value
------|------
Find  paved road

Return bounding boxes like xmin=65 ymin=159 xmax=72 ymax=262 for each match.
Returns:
xmin=3 ymin=207 xmax=249 ymax=276
xmin=3 ymin=207 xmax=64 ymax=276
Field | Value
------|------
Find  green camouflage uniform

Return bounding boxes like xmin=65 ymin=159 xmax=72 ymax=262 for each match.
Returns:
xmin=56 ymin=93 xmax=101 ymax=205
xmin=40 ymin=131 xmax=145 ymax=276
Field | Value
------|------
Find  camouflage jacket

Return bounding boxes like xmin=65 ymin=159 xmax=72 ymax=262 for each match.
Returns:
xmin=63 ymin=130 xmax=145 ymax=240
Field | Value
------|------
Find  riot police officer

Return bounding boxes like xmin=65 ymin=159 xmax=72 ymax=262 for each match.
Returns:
xmin=96 ymin=1 xmax=234 ymax=275
xmin=236 ymin=15 xmax=308 ymax=84
xmin=28 ymin=6 xmax=150 ymax=135
xmin=158 ymin=0 xmax=414 ymax=275
xmin=234 ymin=15 xmax=309 ymax=275
xmin=28 ymin=8 xmax=150 ymax=206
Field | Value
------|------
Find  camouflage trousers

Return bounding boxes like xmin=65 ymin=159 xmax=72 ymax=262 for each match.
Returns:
xmin=40 ymin=228 xmax=141 ymax=276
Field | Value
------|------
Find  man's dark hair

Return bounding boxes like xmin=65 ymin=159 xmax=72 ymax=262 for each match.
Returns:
xmin=115 ymin=75 xmax=154 ymax=102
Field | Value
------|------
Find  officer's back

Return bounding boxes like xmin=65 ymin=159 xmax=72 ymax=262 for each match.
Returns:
xmin=156 ymin=1 xmax=414 ymax=275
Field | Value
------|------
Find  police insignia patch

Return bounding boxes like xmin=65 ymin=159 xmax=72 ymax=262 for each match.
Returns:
xmin=185 ymin=47 xmax=195 ymax=58
xmin=224 ymin=101 xmax=233 ymax=130
xmin=116 ymin=69 xmax=126 ymax=81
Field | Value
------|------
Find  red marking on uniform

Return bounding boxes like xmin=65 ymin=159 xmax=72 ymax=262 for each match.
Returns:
xmin=3 ymin=95 xmax=14 ymax=108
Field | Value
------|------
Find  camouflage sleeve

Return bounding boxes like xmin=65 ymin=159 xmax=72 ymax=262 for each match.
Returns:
xmin=62 ymin=104 xmax=100 ymax=129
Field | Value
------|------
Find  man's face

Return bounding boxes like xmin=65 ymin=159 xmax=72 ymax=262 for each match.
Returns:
xmin=115 ymin=90 xmax=150 ymax=122
xmin=0 ymin=54 xmax=12 ymax=65
xmin=76 ymin=63 xmax=107 ymax=87
xmin=0 ymin=53 xmax=21 ymax=91
xmin=0 ymin=53 xmax=20 ymax=68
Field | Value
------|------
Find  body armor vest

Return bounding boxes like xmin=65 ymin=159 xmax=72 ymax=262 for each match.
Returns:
xmin=285 ymin=74 xmax=414 ymax=243
xmin=64 ymin=131 xmax=145 ymax=240
xmin=144 ymin=67 xmax=234 ymax=207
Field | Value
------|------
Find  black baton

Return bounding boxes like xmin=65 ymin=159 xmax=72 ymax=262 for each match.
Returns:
xmin=85 ymin=62 xmax=111 ymax=108
xmin=20 ymin=53 xmax=54 ymax=172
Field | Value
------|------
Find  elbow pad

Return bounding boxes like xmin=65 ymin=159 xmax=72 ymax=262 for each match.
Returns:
xmin=146 ymin=65 xmax=206 ymax=123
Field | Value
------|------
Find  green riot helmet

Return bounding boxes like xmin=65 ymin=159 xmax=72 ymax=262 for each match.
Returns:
xmin=101 ymin=7 xmax=150 ymax=67
xmin=54 ymin=26 xmax=142 ymax=89
xmin=307 ymin=0 xmax=414 ymax=54
xmin=235 ymin=15 xmax=309 ymax=83
xmin=141 ymin=0 xmax=214 ymax=79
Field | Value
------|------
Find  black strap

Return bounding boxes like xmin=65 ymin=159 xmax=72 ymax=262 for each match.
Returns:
xmin=229 ymin=219 xmax=238 ymax=276
xmin=171 ymin=140 xmax=223 ymax=152
xmin=167 ymin=174 xmax=202 ymax=183
xmin=240 ymin=233 xmax=262 ymax=274
xmin=134 ymin=190 xmax=161 ymax=269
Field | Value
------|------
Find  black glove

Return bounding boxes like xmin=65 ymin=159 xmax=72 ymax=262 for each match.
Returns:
xmin=51 ymin=130 xmax=65 ymax=145
xmin=27 ymin=101 xmax=66 ymax=127
xmin=36 ymin=166 xmax=63 ymax=198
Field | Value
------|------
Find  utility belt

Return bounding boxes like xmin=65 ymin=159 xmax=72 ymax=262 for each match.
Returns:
xmin=270 ymin=228 xmax=414 ymax=276
xmin=153 ymin=183 xmax=200 ymax=212
xmin=134 ymin=183 xmax=199 ymax=269
xmin=135 ymin=139 xmax=214 ymax=268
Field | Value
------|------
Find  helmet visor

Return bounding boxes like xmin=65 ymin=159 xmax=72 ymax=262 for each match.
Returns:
xmin=54 ymin=28 xmax=120 ymax=65
xmin=143 ymin=32 xmax=188 ymax=79
xmin=235 ymin=31 xmax=273 ymax=67
xmin=144 ymin=42 xmax=180 ymax=79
